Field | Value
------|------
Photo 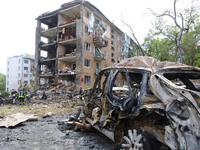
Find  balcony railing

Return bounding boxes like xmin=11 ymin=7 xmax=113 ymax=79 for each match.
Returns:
xmin=94 ymin=53 xmax=105 ymax=60
xmin=93 ymin=35 xmax=108 ymax=48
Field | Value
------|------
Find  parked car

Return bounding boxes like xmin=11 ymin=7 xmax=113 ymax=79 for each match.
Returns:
xmin=82 ymin=56 xmax=200 ymax=150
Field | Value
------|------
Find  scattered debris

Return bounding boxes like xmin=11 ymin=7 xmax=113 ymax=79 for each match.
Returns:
xmin=42 ymin=112 xmax=52 ymax=118
xmin=0 ymin=112 xmax=38 ymax=128
xmin=35 ymin=81 xmax=79 ymax=101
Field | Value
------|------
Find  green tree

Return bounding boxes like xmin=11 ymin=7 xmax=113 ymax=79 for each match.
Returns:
xmin=181 ymin=23 xmax=200 ymax=66
xmin=143 ymin=37 xmax=175 ymax=62
xmin=143 ymin=1 xmax=200 ymax=66
xmin=0 ymin=73 xmax=6 ymax=91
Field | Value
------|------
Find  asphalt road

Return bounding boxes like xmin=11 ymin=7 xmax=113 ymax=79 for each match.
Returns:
xmin=0 ymin=113 xmax=120 ymax=150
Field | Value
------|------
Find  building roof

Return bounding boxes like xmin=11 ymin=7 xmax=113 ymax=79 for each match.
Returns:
xmin=36 ymin=0 xmax=123 ymax=34
xmin=7 ymin=54 xmax=35 ymax=60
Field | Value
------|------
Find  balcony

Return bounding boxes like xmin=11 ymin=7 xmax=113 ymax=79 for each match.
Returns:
xmin=41 ymin=57 xmax=56 ymax=62
xmin=40 ymin=42 xmax=57 ymax=51
xmin=94 ymin=53 xmax=105 ymax=61
xmin=93 ymin=35 xmax=108 ymax=48
xmin=58 ymin=67 xmax=76 ymax=76
xmin=58 ymin=26 xmax=76 ymax=44
xmin=39 ymin=71 xmax=54 ymax=78
xmin=40 ymin=27 xmax=57 ymax=38
xmin=58 ymin=51 xmax=77 ymax=62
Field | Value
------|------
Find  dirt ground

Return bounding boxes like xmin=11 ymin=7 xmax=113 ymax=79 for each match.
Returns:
xmin=0 ymin=100 xmax=120 ymax=150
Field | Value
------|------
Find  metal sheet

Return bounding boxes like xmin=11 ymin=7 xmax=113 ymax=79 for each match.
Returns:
xmin=0 ymin=112 xmax=35 ymax=128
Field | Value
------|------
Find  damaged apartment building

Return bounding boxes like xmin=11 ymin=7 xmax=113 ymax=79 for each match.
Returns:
xmin=35 ymin=0 xmax=133 ymax=91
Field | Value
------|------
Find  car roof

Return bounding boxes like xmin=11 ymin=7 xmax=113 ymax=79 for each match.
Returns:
xmin=103 ymin=56 xmax=200 ymax=74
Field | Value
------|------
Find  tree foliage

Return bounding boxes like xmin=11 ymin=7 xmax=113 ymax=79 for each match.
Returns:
xmin=0 ymin=73 xmax=6 ymax=92
xmin=143 ymin=1 xmax=200 ymax=66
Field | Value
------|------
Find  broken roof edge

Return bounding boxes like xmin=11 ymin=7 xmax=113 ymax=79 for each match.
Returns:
xmin=35 ymin=1 xmax=82 ymax=20
xmin=84 ymin=1 xmax=123 ymax=34
xmin=35 ymin=1 xmax=123 ymax=34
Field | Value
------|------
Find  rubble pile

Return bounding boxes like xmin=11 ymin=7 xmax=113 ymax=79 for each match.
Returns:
xmin=35 ymin=81 xmax=79 ymax=102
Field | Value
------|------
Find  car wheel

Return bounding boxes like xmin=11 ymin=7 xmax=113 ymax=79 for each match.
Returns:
xmin=122 ymin=129 xmax=143 ymax=150
xmin=121 ymin=129 xmax=160 ymax=150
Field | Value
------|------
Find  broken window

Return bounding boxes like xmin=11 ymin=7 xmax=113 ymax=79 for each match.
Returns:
xmin=111 ymin=58 xmax=115 ymax=63
xmin=85 ymin=59 xmax=91 ymax=68
xmin=104 ymin=69 xmax=143 ymax=113
xmin=85 ymin=25 xmax=90 ymax=35
xmin=72 ymin=64 xmax=76 ymax=70
xmin=85 ymin=75 xmax=91 ymax=85
xmin=163 ymin=71 xmax=200 ymax=91
xmin=85 ymin=43 xmax=91 ymax=52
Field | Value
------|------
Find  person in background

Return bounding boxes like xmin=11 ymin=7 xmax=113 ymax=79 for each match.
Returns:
xmin=11 ymin=89 xmax=17 ymax=104
xmin=79 ymin=86 xmax=83 ymax=101
xmin=18 ymin=88 xmax=25 ymax=105
xmin=23 ymin=86 xmax=27 ymax=103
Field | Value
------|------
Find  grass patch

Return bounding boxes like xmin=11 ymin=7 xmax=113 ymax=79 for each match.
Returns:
xmin=0 ymin=103 xmax=73 ymax=117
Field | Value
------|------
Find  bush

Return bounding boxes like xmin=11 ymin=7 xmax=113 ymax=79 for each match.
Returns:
xmin=0 ymin=91 xmax=10 ymax=96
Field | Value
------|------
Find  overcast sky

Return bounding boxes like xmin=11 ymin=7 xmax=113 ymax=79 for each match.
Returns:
xmin=0 ymin=0 xmax=189 ymax=75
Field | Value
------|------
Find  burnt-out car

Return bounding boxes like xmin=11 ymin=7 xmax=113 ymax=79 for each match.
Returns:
xmin=81 ymin=56 xmax=200 ymax=150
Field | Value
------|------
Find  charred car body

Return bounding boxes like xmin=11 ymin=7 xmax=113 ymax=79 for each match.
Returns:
xmin=78 ymin=56 xmax=200 ymax=149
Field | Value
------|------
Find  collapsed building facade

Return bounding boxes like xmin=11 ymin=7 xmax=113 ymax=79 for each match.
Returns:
xmin=35 ymin=0 xmax=134 ymax=92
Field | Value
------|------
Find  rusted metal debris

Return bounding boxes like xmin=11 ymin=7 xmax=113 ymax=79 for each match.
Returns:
xmin=68 ymin=56 xmax=200 ymax=150
xmin=0 ymin=112 xmax=38 ymax=128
